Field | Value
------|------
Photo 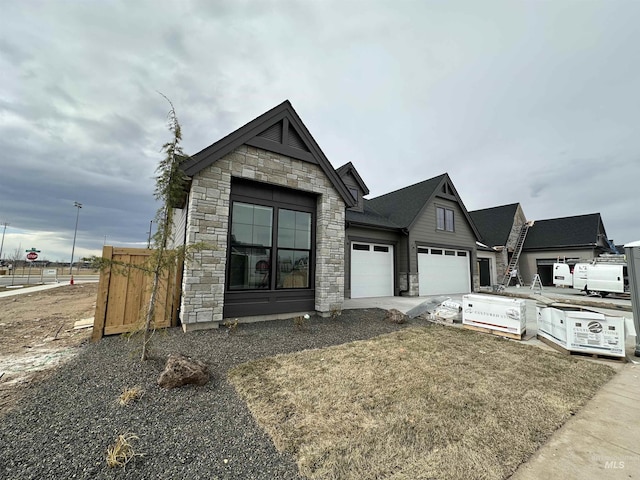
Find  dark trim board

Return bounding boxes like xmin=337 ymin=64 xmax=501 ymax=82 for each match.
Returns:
xmin=223 ymin=290 xmax=315 ymax=317
xmin=348 ymin=236 xmax=398 ymax=246
xmin=414 ymin=241 xmax=473 ymax=253
xmin=245 ymin=137 xmax=317 ymax=164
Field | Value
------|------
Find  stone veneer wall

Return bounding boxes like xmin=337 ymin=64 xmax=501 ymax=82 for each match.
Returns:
xmin=407 ymin=273 xmax=420 ymax=296
xmin=180 ymin=145 xmax=345 ymax=331
xmin=397 ymin=272 xmax=420 ymax=296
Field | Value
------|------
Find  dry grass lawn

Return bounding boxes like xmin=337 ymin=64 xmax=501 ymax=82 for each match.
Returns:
xmin=229 ymin=325 xmax=616 ymax=480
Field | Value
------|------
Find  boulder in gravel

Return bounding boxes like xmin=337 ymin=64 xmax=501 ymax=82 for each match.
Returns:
xmin=385 ymin=309 xmax=407 ymax=324
xmin=158 ymin=353 xmax=209 ymax=389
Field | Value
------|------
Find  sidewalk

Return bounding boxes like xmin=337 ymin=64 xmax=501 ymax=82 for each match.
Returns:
xmin=0 ymin=280 xmax=97 ymax=298
xmin=0 ymin=282 xmax=65 ymax=298
xmin=510 ymin=363 xmax=640 ymax=479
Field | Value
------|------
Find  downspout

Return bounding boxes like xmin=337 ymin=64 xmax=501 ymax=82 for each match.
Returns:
xmin=400 ymin=228 xmax=411 ymax=296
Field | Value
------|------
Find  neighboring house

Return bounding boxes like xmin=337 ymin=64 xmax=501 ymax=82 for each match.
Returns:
xmin=469 ymin=203 xmax=527 ymax=286
xmin=470 ymin=205 xmax=617 ymax=286
xmin=340 ymin=167 xmax=482 ymax=298
xmin=173 ymin=100 xmax=355 ymax=331
xmin=520 ymin=213 xmax=616 ymax=285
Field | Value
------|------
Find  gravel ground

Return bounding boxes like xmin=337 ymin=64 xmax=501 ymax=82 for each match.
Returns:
xmin=0 ymin=309 xmax=432 ymax=479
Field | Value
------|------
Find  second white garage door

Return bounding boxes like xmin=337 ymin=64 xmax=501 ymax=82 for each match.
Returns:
xmin=351 ymin=242 xmax=394 ymax=298
xmin=418 ymin=247 xmax=470 ymax=296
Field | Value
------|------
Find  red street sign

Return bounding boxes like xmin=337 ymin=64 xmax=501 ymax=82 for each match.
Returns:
xmin=26 ymin=252 xmax=38 ymax=261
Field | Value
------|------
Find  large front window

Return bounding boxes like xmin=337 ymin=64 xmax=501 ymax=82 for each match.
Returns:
xmin=229 ymin=202 xmax=312 ymax=290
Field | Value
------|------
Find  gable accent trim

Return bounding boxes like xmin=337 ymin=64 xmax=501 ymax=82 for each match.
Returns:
xmin=336 ymin=161 xmax=370 ymax=195
xmin=182 ymin=100 xmax=355 ymax=207
xmin=245 ymin=137 xmax=317 ymax=164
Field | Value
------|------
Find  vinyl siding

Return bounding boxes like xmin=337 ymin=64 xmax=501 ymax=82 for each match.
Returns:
xmin=408 ymin=197 xmax=477 ymax=272
xmin=168 ymin=207 xmax=188 ymax=249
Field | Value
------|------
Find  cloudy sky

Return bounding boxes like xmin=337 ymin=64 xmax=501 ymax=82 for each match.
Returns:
xmin=1 ymin=0 xmax=639 ymax=263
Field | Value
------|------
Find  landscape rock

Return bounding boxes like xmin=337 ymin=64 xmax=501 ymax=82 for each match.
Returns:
xmin=158 ymin=353 xmax=210 ymax=389
xmin=385 ymin=309 xmax=407 ymax=324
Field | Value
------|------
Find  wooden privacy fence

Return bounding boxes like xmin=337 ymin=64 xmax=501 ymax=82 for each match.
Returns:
xmin=92 ymin=247 xmax=183 ymax=340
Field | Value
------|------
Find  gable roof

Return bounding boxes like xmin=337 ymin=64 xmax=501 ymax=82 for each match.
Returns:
xmin=365 ymin=175 xmax=445 ymax=229
xmin=182 ymin=100 xmax=356 ymax=207
xmin=348 ymin=173 xmax=480 ymax=238
xmin=524 ymin=213 xmax=608 ymax=250
xmin=336 ymin=162 xmax=370 ymax=195
xmin=469 ymin=203 xmax=520 ymax=248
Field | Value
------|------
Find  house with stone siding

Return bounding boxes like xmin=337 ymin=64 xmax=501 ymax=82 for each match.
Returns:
xmin=469 ymin=203 xmax=527 ymax=286
xmin=172 ymin=101 xmax=482 ymax=331
xmin=470 ymin=204 xmax=617 ymax=286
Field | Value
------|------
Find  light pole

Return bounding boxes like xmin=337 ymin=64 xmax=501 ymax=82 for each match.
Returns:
xmin=147 ymin=220 xmax=153 ymax=248
xmin=0 ymin=221 xmax=8 ymax=262
xmin=69 ymin=202 xmax=82 ymax=284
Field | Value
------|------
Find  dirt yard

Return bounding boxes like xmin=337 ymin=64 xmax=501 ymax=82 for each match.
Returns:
xmin=0 ymin=283 xmax=98 ymax=416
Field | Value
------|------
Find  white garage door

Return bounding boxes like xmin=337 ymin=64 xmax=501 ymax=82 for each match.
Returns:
xmin=418 ymin=247 xmax=470 ymax=296
xmin=351 ymin=242 xmax=394 ymax=298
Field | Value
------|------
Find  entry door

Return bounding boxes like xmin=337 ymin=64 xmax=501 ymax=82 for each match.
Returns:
xmin=351 ymin=243 xmax=394 ymax=298
xmin=478 ymin=258 xmax=491 ymax=287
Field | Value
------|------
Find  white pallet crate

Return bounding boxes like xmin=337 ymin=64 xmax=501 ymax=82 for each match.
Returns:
xmin=462 ymin=294 xmax=527 ymax=336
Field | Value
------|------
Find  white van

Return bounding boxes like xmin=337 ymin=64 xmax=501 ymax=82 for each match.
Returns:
xmin=552 ymin=263 xmax=573 ymax=287
xmin=572 ymin=263 xmax=589 ymax=290
xmin=584 ymin=264 xmax=628 ymax=296
xmin=552 ymin=262 xmax=628 ymax=296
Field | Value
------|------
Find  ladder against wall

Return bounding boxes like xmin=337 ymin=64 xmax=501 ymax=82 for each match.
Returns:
xmin=500 ymin=221 xmax=533 ymax=287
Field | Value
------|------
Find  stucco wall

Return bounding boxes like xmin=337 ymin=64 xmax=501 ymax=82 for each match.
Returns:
xmin=519 ymin=248 xmax=596 ymax=284
xmin=180 ymin=145 xmax=345 ymax=330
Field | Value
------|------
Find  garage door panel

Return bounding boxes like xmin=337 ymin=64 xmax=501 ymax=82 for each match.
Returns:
xmin=351 ymin=243 xmax=394 ymax=298
xmin=418 ymin=248 xmax=470 ymax=296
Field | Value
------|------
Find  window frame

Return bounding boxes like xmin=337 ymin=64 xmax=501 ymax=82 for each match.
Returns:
xmin=275 ymin=208 xmax=312 ymax=290
xmin=227 ymin=199 xmax=315 ymax=292
xmin=436 ymin=206 xmax=455 ymax=232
